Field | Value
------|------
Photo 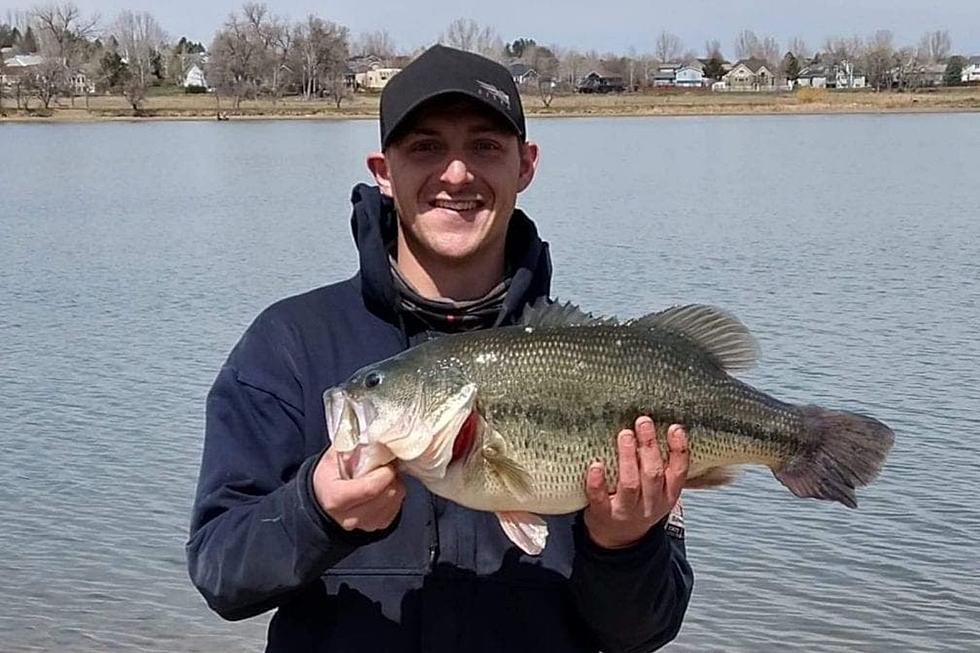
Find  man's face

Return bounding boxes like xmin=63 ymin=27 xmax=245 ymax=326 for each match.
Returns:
xmin=367 ymin=97 xmax=538 ymax=267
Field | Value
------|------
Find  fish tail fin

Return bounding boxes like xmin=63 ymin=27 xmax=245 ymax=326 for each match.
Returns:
xmin=774 ymin=406 xmax=894 ymax=508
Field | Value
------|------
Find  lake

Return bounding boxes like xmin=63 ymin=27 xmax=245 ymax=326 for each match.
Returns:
xmin=1 ymin=112 xmax=978 ymax=652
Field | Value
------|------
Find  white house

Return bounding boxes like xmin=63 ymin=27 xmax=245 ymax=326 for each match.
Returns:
xmin=963 ymin=56 xmax=980 ymax=83
xmin=183 ymin=64 xmax=207 ymax=89
xmin=354 ymin=67 xmax=400 ymax=91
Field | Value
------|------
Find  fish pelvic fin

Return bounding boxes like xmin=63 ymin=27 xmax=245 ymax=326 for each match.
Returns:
xmin=775 ymin=406 xmax=895 ymax=508
xmin=632 ymin=304 xmax=760 ymax=372
xmin=482 ymin=434 xmax=533 ymax=502
xmin=496 ymin=511 xmax=549 ymax=555
xmin=685 ymin=465 xmax=741 ymax=489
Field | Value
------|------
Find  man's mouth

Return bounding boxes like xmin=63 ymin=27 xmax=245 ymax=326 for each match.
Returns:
xmin=431 ymin=198 xmax=483 ymax=212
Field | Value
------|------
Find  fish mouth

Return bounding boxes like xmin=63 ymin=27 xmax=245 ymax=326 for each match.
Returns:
xmin=324 ymin=388 xmax=392 ymax=479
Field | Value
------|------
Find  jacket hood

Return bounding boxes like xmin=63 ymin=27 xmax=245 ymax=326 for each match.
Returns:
xmin=348 ymin=183 xmax=552 ymax=327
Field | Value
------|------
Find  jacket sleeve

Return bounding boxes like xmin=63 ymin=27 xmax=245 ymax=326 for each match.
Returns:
xmin=568 ymin=515 xmax=693 ymax=653
xmin=185 ymin=312 xmax=389 ymax=621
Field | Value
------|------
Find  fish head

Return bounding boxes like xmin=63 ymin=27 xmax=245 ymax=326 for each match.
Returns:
xmin=324 ymin=354 xmax=478 ymax=483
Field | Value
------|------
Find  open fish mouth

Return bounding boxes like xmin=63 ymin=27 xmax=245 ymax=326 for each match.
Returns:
xmin=324 ymin=388 xmax=392 ymax=479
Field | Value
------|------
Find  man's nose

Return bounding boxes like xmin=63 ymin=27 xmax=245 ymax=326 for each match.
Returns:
xmin=440 ymin=157 xmax=473 ymax=185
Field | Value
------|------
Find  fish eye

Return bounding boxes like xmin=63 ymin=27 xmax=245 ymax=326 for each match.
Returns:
xmin=364 ymin=371 xmax=383 ymax=389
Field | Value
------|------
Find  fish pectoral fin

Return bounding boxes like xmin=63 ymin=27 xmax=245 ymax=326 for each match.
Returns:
xmin=496 ymin=511 xmax=549 ymax=555
xmin=482 ymin=440 xmax=533 ymax=501
xmin=685 ymin=465 xmax=741 ymax=489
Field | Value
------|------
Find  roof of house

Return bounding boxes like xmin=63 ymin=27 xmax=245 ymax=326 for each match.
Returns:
xmin=5 ymin=54 xmax=43 ymax=67
xmin=508 ymin=62 xmax=537 ymax=78
xmin=967 ymin=55 xmax=980 ymax=65
xmin=732 ymin=58 xmax=772 ymax=74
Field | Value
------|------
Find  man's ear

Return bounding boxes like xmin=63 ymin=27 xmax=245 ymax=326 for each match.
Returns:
xmin=366 ymin=151 xmax=393 ymax=197
xmin=517 ymin=141 xmax=540 ymax=193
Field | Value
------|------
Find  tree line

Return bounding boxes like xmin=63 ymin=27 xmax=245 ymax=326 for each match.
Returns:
xmin=1 ymin=3 xmax=974 ymax=114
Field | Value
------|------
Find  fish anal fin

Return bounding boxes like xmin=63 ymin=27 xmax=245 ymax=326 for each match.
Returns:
xmin=685 ymin=465 xmax=741 ymax=489
xmin=631 ymin=304 xmax=759 ymax=372
xmin=496 ymin=511 xmax=549 ymax=555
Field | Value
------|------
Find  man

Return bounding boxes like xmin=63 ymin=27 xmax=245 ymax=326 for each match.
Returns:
xmin=188 ymin=44 xmax=693 ymax=652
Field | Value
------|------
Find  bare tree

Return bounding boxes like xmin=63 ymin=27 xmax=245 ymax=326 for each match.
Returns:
xmin=863 ymin=30 xmax=894 ymax=91
xmin=918 ymin=29 xmax=951 ymax=63
xmin=788 ymin=37 xmax=811 ymax=62
xmin=291 ymin=14 xmax=349 ymax=104
xmin=110 ymin=10 xmax=166 ymax=113
xmin=823 ymin=35 xmax=864 ymax=63
xmin=760 ymin=35 xmax=780 ymax=66
xmin=353 ymin=29 xmax=396 ymax=59
xmin=704 ymin=39 xmax=723 ymax=59
xmin=733 ymin=29 xmax=760 ymax=60
xmin=208 ymin=12 xmax=262 ymax=109
xmin=243 ymin=3 xmax=292 ymax=100
xmin=31 ymin=2 xmax=98 ymax=106
xmin=654 ymin=31 xmax=682 ymax=63
xmin=440 ymin=18 xmax=503 ymax=61
xmin=0 ymin=55 xmax=6 ymax=114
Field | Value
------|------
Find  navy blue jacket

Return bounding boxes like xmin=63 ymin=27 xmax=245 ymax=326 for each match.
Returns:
xmin=187 ymin=184 xmax=693 ymax=652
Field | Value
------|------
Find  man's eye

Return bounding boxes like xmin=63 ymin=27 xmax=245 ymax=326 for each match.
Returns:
xmin=475 ymin=140 xmax=501 ymax=152
xmin=410 ymin=141 xmax=441 ymax=153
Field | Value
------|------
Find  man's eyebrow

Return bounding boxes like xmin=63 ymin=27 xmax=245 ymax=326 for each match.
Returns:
xmin=405 ymin=124 xmax=512 ymax=138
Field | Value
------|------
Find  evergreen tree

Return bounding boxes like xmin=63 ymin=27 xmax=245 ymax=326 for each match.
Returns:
xmin=703 ymin=55 xmax=725 ymax=81
xmin=782 ymin=51 xmax=801 ymax=80
xmin=944 ymin=56 xmax=965 ymax=86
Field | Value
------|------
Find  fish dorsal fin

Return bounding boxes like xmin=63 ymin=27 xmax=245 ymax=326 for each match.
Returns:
xmin=496 ymin=511 xmax=549 ymax=555
xmin=631 ymin=304 xmax=759 ymax=372
xmin=519 ymin=298 xmax=616 ymax=328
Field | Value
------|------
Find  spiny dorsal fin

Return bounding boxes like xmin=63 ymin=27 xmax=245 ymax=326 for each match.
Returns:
xmin=630 ymin=304 xmax=760 ymax=372
xmin=519 ymin=298 xmax=616 ymax=328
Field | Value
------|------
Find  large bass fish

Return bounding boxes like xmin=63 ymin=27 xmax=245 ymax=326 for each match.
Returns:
xmin=325 ymin=302 xmax=894 ymax=554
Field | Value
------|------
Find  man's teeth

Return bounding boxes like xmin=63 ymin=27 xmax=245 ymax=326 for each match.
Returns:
xmin=433 ymin=199 xmax=480 ymax=211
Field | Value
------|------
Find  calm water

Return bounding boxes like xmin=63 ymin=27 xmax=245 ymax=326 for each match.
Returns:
xmin=1 ymin=113 xmax=978 ymax=652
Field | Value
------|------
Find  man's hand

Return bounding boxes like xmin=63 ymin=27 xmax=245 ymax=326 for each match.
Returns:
xmin=583 ymin=417 xmax=689 ymax=549
xmin=313 ymin=446 xmax=406 ymax=532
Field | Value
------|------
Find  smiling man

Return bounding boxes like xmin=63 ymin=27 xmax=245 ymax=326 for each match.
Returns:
xmin=188 ymin=44 xmax=693 ymax=652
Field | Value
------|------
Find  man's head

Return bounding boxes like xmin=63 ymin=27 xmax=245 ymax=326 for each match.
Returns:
xmin=367 ymin=46 xmax=539 ymax=291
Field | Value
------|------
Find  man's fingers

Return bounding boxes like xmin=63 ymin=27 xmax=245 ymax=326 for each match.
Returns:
xmin=615 ymin=430 xmax=640 ymax=507
xmin=328 ymin=463 xmax=399 ymax=510
xmin=635 ymin=417 xmax=665 ymax=515
xmin=664 ymin=425 xmax=690 ymax=506
xmin=342 ymin=478 xmax=406 ymax=530
xmin=585 ymin=462 xmax=611 ymax=512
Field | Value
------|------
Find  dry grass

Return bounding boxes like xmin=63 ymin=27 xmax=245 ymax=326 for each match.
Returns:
xmin=3 ymin=86 xmax=980 ymax=122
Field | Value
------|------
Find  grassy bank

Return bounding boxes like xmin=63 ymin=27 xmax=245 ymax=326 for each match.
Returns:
xmin=2 ymin=86 xmax=980 ymax=122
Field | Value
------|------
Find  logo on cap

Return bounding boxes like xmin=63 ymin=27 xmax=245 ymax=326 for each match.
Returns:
xmin=475 ymin=80 xmax=511 ymax=110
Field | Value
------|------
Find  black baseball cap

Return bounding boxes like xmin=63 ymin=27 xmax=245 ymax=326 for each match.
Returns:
xmin=380 ymin=44 xmax=526 ymax=148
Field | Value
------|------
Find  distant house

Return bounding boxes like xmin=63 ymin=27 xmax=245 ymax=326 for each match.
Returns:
xmin=650 ymin=62 xmax=680 ymax=87
xmin=721 ymin=58 xmax=776 ymax=91
xmin=796 ymin=63 xmax=830 ymax=88
xmin=183 ymin=64 xmax=207 ymax=89
xmin=355 ymin=67 xmax=400 ymax=91
xmin=911 ymin=63 xmax=947 ymax=87
xmin=508 ymin=62 xmax=538 ymax=86
xmin=796 ymin=61 xmax=866 ymax=89
xmin=674 ymin=64 xmax=706 ymax=88
xmin=2 ymin=54 xmax=43 ymax=87
xmin=577 ymin=71 xmax=626 ymax=93
xmin=962 ymin=56 xmax=980 ymax=83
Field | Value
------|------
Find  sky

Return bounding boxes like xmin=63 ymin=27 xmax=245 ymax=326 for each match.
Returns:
xmin=3 ymin=0 xmax=979 ymax=56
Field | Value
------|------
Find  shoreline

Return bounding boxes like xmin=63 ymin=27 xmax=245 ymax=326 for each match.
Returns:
xmin=2 ymin=88 xmax=979 ymax=123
